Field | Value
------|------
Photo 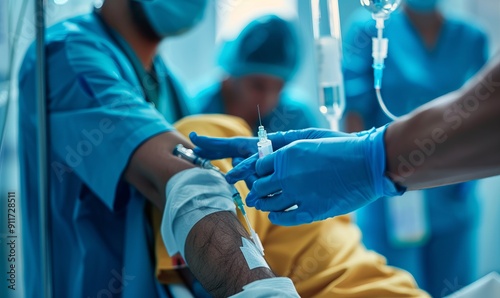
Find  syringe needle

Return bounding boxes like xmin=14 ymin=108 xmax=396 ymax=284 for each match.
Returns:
xmin=257 ymin=105 xmax=262 ymax=127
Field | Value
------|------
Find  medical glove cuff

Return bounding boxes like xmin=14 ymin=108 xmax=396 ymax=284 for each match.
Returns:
xmin=367 ymin=125 xmax=406 ymax=198
xmin=161 ymin=168 xmax=236 ymax=260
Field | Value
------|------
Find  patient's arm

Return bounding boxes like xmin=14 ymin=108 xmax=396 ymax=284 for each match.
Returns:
xmin=124 ymin=130 xmax=194 ymax=211
xmin=162 ymin=166 xmax=285 ymax=297
xmin=185 ymin=212 xmax=274 ymax=297
xmin=124 ymin=125 xmax=281 ymax=297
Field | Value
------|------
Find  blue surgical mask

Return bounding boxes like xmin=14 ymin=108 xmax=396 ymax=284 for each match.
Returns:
xmin=133 ymin=0 xmax=207 ymax=38
xmin=405 ymin=0 xmax=439 ymax=12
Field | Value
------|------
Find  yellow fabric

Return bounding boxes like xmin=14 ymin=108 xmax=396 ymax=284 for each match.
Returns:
xmin=153 ymin=114 xmax=430 ymax=297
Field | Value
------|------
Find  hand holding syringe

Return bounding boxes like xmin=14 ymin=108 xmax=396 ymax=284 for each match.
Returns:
xmin=256 ymin=106 xmax=298 ymax=212
xmin=172 ymin=144 xmax=265 ymax=256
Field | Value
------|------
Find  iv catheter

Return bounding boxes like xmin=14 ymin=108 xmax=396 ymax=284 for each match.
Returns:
xmin=173 ymin=144 xmax=265 ymax=256
xmin=360 ymin=0 xmax=402 ymax=120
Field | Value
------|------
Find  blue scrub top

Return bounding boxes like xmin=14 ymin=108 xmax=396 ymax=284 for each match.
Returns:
xmin=192 ymin=82 xmax=326 ymax=134
xmin=343 ymin=9 xmax=488 ymax=231
xmin=18 ymin=13 xmax=188 ymax=298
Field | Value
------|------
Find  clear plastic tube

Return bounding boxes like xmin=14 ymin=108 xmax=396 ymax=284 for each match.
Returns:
xmin=361 ymin=1 xmax=403 ymax=121
xmin=311 ymin=0 xmax=345 ymax=130
xmin=376 ymin=88 xmax=398 ymax=121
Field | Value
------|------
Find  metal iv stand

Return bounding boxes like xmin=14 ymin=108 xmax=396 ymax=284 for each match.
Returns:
xmin=35 ymin=0 xmax=53 ymax=297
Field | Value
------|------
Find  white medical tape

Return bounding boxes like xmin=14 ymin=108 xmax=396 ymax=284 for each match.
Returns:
xmin=240 ymin=237 xmax=270 ymax=270
xmin=229 ymin=277 xmax=300 ymax=298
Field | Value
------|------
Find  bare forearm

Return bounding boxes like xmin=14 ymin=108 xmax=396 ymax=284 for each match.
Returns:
xmin=385 ymin=57 xmax=500 ymax=189
xmin=125 ymin=130 xmax=194 ymax=212
xmin=128 ymin=125 xmax=279 ymax=295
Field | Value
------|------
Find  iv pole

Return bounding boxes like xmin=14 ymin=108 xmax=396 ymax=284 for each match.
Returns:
xmin=35 ymin=0 xmax=53 ymax=297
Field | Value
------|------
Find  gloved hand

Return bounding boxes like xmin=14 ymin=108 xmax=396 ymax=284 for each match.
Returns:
xmin=190 ymin=128 xmax=351 ymax=160
xmin=225 ymin=126 xmax=405 ymax=226
xmin=190 ymin=128 xmax=352 ymax=189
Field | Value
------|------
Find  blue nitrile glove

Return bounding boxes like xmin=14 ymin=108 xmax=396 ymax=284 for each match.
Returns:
xmin=190 ymin=128 xmax=352 ymax=188
xmin=190 ymin=128 xmax=350 ymax=159
xmin=226 ymin=125 xmax=405 ymax=226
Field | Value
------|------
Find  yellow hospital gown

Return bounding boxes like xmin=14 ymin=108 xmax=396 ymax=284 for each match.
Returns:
xmin=152 ymin=114 xmax=430 ymax=298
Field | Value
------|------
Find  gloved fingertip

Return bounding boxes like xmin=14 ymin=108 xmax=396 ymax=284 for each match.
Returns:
xmin=254 ymin=199 xmax=262 ymax=210
xmin=268 ymin=212 xmax=285 ymax=225
xmin=225 ymin=175 xmax=238 ymax=185
xmin=189 ymin=131 xmax=198 ymax=141
xmin=231 ymin=157 xmax=245 ymax=167
xmin=245 ymin=194 xmax=257 ymax=207
xmin=244 ymin=175 xmax=257 ymax=191
xmin=192 ymin=147 xmax=202 ymax=155
xmin=226 ymin=167 xmax=245 ymax=182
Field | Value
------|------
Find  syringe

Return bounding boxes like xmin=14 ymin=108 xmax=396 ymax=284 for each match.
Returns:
xmin=173 ymin=144 xmax=220 ymax=171
xmin=173 ymin=144 xmax=265 ymax=256
xmin=257 ymin=105 xmax=273 ymax=158
xmin=255 ymin=106 xmax=297 ymax=212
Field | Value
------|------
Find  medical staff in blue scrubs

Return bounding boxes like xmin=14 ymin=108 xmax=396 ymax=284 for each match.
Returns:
xmin=18 ymin=1 xmax=206 ymax=297
xmin=343 ymin=0 xmax=488 ymax=296
xmin=193 ymin=15 xmax=326 ymax=134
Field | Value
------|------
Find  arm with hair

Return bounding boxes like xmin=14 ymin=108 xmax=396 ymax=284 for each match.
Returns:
xmin=385 ymin=56 xmax=500 ymax=189
xmin=184 ymin=212 xmax=275 ymax=296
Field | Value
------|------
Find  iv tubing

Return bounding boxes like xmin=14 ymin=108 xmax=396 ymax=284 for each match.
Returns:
xmin=372 ymin=17 xmax=399 ymax=121
xmin=376 ymin=88 xmax=398 ymax=121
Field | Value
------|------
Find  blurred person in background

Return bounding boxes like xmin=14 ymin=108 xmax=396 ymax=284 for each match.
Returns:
xmin=192 ymin=14 xmax=326 ymax=134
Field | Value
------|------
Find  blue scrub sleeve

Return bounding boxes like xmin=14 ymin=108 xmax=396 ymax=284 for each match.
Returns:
xmin=46 ymin=36 xmax=174 ymax=211
xmin=468 ymin=27 xmax=489 ymax=78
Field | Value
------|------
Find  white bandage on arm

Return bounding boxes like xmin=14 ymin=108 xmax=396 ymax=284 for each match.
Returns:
xmin=161 ymin=167 xmax=236 ymax=259
xmin=229 ymin=277 xmax=300 ymax=297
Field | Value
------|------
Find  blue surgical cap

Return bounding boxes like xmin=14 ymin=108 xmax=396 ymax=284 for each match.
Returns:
xmin=218 ymin=15 xmax=301 ymax=82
